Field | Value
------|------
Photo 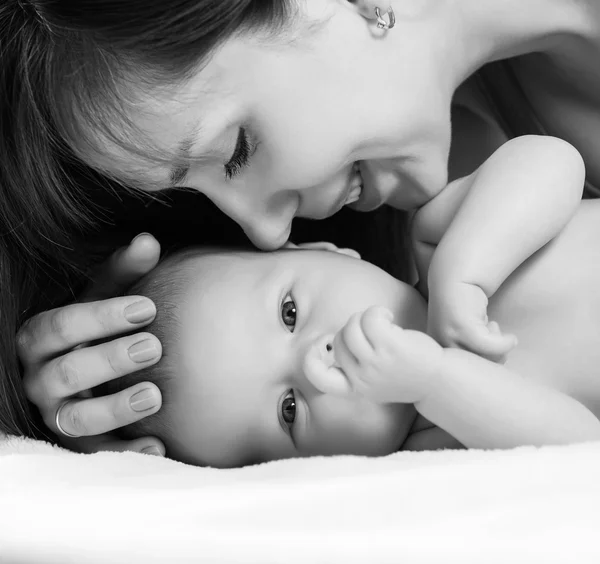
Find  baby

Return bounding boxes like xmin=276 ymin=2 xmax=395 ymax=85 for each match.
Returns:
xmin=105 ymin=136 xmax=600 ymax=467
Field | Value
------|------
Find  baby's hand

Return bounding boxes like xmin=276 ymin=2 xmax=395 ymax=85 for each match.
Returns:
xmin=303 ymin=306 xmax=443 ymax=404
xmin=427 ymin=281 xmax=517 ymax=363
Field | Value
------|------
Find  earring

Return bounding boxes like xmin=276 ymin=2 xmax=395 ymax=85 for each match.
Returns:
xmin=374 ymin=6 xmax=396 ymax=30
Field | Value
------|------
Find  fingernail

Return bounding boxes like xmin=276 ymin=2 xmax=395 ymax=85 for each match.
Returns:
xmin=141 ymin=446 xmax=163 ymax=457
xmin=130 ymin=388 xmax=159 ymax=412
xmin=131 ymin=232 xmax=151 ymax=244
xmin=128 ymin=338 xmax=160 ymax=363
xmin=125 ymin=300 xmax=156 ymax=324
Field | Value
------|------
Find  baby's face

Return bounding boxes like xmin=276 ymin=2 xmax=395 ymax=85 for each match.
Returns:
xmin=168 ymin=248 xmax=427 ymax=468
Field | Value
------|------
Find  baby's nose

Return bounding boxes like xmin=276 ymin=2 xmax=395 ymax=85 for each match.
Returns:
xmin=302 ymin=336 xmax=352 ymax=396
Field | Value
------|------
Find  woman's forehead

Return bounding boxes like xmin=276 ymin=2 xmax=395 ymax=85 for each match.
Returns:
xmin=76 ymin=51 xmax=235 ymax=187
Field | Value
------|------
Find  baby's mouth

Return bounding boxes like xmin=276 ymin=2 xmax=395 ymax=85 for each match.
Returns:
xmin=344 ymin=162 xmax=363 ymax=206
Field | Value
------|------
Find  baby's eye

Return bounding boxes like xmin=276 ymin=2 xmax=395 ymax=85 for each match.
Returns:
xmin=281 ymin=390 xmax=297 ymax=430
xmin=281 ymin=293 xmax=297 ymax=332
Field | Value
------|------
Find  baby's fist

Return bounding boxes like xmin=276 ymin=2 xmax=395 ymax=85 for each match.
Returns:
xmin=304 ymin=306 xmax=443 ymax=404
xmin=427 ymin=281 xmax=517 ymax=363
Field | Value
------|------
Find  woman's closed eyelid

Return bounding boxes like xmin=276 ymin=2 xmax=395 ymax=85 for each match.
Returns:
xmin=224 ymin=127 xmax=257 ymax=179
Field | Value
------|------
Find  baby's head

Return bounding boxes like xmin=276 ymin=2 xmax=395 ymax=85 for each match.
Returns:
xmin=110 ymin=244 xmax=427 ymax=468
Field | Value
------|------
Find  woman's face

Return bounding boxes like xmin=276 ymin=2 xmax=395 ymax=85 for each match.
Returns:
xmin=87 ymin=1 xmax=455 ymax=249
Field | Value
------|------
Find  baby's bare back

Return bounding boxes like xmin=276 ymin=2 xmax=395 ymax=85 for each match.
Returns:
xmin=489 ymin=200 xmax=600 ymax=416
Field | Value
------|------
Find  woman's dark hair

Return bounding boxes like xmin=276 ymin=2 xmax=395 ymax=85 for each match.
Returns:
xmin=0 ymin=0 xmax=293 ymax=438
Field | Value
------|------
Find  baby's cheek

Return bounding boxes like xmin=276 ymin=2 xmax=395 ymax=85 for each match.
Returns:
xmin=357 ymin=402 xmax=415 ymax=454
xmin=303 ymin=398 xmax=410 ymax=456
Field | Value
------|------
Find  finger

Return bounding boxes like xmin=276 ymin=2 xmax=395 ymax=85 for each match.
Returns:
xmin=101 ymin=437 xmax=166 ymax=456
xmin=458 ymin=325 xmax=518 ymax=358
xmin=81 ymin=233 xmax=161 ymax=302
xmin=338 ymin=311 xmax=373 ymax=363
xmin=304 ymin=242 xmax=360 ymax=259
xmin=335 ymin=247 xmax=361 ymax=259
xmin=285 ymin=241 xmax=361 ymax=259
xmin=360 ymin=306 xmax=396 ymax=350
xmin=332 ymin=328 xmax=359 ymax=374
xmin=484 ymin=324 xmax=518 ymax=352
xmin=17 ymin=297 xmax=157 ymax=364
xmin=52 ymin=382 xmax=162 ymax=438
xmin=303 ymin=337 xmax=352 ymax=396
xmin=490 ymin=352 xmax=509 ymax=366
xmin=282 ymin=241 xmax=335 ymax=252
xmin=27 ymin=333 xmax=162 ymax=404
xmin=296 ymin=241 xmax=338 ymax=252
xmin=60 ymin=434 xmax=166 ymax=456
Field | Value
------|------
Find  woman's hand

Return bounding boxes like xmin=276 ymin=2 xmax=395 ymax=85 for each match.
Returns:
xmin=18 ymin=233 xmax=166 ymax=455
xmin=283 ymin=240 xmax=361 ymax=259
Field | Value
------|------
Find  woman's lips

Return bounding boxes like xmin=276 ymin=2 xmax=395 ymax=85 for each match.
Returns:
xmin=320 ymin=164 xmax=364 ymax=218
xmin=304 ymin=162 xmax=385 ymax=221
xmin=347 ymin=161 xmax=384 ymax=212
xmin=345 ymin=184 xmax=362 ymax=205
xmin=344 ymin=162 xmax=363 ymax=205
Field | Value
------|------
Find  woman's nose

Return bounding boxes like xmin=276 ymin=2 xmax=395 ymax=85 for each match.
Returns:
xmin=301 ymin=335 xmax=353 ymax=396
xmin=243 ymin=214 xmax=293 ymax=250
xmin=206 ymin=186 xmax=298 ymax=250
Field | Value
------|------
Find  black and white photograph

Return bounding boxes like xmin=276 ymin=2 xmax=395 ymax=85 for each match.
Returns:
xmin=2 ymin=1 xmax=600 ymax=562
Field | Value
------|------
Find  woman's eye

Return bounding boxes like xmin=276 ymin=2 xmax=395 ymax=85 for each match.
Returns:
xmin=281 ymin=390 xmax=297 ymax=429
xmin=224 ymin=127 xmax=252 ymax=180
xmin=281 ymin=294 xmax=297 ymax=332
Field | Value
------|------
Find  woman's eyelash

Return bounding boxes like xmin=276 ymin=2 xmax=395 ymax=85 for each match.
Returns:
xmin=224 ymin=127 xmax=252 ymax=180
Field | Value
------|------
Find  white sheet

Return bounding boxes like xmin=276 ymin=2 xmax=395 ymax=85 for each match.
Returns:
xmin=1 ymin=433 xmax=600 ymax=564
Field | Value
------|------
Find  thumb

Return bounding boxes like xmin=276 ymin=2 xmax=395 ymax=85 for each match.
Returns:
xmin=303 ymin=336 xmax=352 ymax=396
xmin=81 ymin=233 xmax=161 ymax=302
xmin=468 ymin=322 xmax=518 ymax=358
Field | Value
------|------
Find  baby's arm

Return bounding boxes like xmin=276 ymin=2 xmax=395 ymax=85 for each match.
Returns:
xmin=413 ymin=136 xmax=585 ymax=360
xmin=416 ymin=347 xmax=600 ymax=449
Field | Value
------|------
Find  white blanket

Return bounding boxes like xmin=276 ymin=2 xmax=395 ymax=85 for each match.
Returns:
xmin=1 ymin=434 xmax=599 ymax=564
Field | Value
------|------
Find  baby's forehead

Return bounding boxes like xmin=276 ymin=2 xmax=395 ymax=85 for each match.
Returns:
xmin=181 ymin=247 xmax=344 ymax=312
xmin=174 ymin=248 xmax=265 ymax=312
xmin=180 ymin=246 xmax=290 ymax=279
xmin=178 ymin=247 xmax=258 ymax=283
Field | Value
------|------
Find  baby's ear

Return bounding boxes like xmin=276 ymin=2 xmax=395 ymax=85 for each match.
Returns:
xmin=283 ymin=241 xmax=361 ymax=259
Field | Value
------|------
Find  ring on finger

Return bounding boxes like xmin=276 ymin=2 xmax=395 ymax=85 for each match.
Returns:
xmin=55 ymin=400 xmax=82 ymax=438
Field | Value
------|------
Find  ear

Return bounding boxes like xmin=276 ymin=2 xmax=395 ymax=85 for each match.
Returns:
xmin=347 ymin=0 xmax=392 ymax=22
xmin=283 ymin=241 xmax=361 ymax=259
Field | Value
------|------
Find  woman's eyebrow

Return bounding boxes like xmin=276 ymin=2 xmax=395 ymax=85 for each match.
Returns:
xmin=168 ymin=135 xmax=194 ymax=187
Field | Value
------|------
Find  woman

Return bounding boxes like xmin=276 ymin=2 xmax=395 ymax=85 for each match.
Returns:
xmin=5 ymin=0 xmax=600 ymax=454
